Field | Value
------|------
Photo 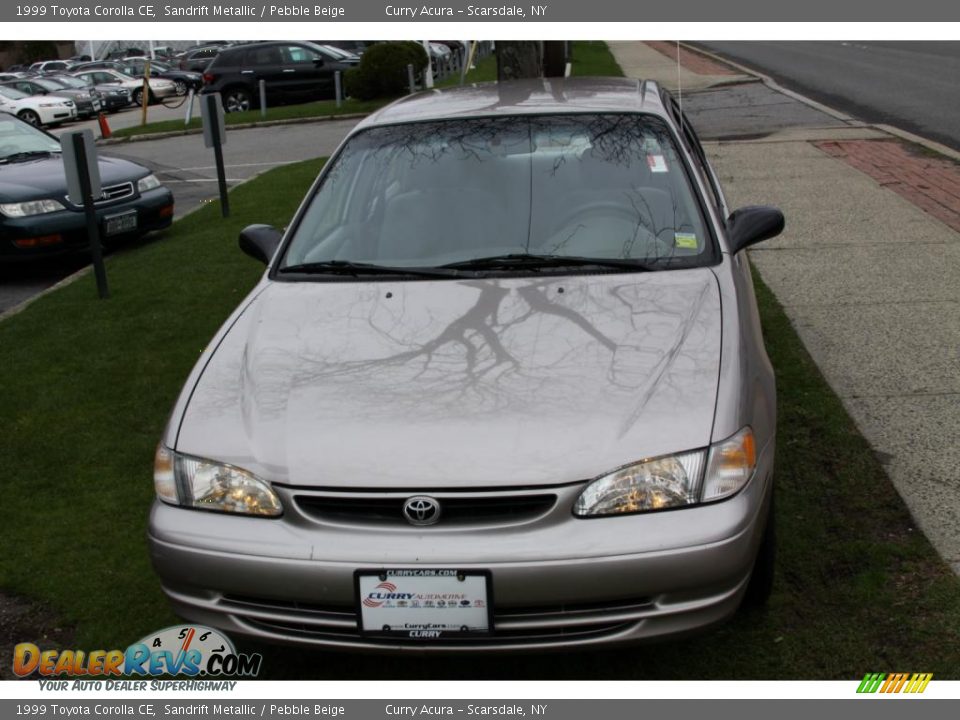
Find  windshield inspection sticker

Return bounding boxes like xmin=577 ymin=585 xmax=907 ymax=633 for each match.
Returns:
xmin=647 ymin=154 xmax=668 ymax=173
xmin=674 ymin=232 xmax=698 ymax=249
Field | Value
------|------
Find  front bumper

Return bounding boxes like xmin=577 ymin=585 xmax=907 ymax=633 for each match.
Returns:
xmin=101 ymin=94 xmax=132 ymax=111
xmin=38 ymin=105 xmax=77 ymax=125
xmin=148 ymin=448 xmax=774 ymax=653
xmin=0 ymin=186 xmax=173 ymax=261
xmin=74 ymin=98 xmax=102 ymax=117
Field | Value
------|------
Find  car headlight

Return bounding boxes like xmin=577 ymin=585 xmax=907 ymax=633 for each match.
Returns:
xmin=574 ymin=451 xmax=706 ymax=516
xmin=153 ymin=445 xmax=282 ymax=517
xmin=38 ymin=102 xmax=64 ymax=108
xmin=0 ymin=199 xmax=66 ymax=218
xmin=574 ymin=427 xmax=757 ymax=517
xmin=137 ymin=174 xmax=161 ymax=192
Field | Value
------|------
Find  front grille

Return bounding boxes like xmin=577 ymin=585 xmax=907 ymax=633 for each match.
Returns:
xmin=97 ymin=182 xmax=134 ymax=203
xmin=294 ymin=492 xmax=557 ymax=527
xmin=220 ymin=594 xmax=653 ymax=646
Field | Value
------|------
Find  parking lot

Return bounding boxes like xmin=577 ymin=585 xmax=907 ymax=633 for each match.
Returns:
xmin=0 ymin=109 xmax=358 ymax=315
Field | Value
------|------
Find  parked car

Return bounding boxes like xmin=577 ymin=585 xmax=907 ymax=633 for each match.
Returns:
xmin=201 ymin=41 xmax=359 ymax=113
xmin=0 ymin=85 xmax=76 ymax=127
xmin=74 ymin=59 xmax=202 ymax=96
xmin=0 ymin=113 xmax=174 ymax=260
xmin=71 ymin=68 xmax=175 ymax=106
xmin=105 ymin=47 xmax=145 ymax=61
xmin=116 ymin=58 xmax=204 ymax=95
xmin=0 ymin=76 xmax=102 ymax=119
xmin=148 ymin=78 xmax=784 ymax=652
xmin=47 ymin=73 xmax=132 ymax=113
xmin=29 ymin=60 xmax=76 ymax=74
xmin=176 ymin=45 xmax=223 ymax=73
xmin=312 ymin=45 xmax=361 ymax=65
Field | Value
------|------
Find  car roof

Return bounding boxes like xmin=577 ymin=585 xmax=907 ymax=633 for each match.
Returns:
xmin=355 ymin=78 xmax=670 ymax=131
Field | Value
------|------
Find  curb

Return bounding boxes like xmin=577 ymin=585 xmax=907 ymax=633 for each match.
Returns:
xmin=0 ymin=265 xmax=92 ymax=323
xmin=682 ymin=42 xmax=960 ymax=163
xmin=98 ymin=112 xmax=370 ymax=145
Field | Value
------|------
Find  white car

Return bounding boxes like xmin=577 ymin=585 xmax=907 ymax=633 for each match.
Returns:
xmin=72 ymin=68 xmax=176 ymax=106
xmin=0 ymin=85 xmax=77 ymax=127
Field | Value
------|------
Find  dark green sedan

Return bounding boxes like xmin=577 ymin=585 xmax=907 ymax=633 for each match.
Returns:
xmin=0 ymin=112 xmax=173 ymax=261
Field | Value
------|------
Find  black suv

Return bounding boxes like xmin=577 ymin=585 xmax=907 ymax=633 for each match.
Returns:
xmin=201 ymin=41 xmax=358 ymax=113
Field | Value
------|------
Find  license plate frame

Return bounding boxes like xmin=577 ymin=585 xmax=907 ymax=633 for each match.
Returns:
xmin=354 ymin=569 xmax=493 ymax=639
xmin=103 ymin=210 xmax=137 ymax=236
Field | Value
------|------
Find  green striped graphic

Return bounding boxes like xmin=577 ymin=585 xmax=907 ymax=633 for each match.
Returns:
xmin=857 ymin=672 xmax=886 ymax=693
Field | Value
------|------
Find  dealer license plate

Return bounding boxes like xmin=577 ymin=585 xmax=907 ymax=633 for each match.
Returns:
xmin=104 ymin=211 xmax=137 ymax=236
xmin=355 ymin=569 xmax=492 ymax=639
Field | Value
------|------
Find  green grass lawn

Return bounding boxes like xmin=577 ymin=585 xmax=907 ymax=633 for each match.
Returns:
xmin=112 ymin=98 xmax=385 ymax=140
xmin=1 ymin=156 xmax=959 ymax=679
xmin=435 ymin=52 xmax=497 ymax=87
xmin=570 ymin=41 xmax=625 ymax=77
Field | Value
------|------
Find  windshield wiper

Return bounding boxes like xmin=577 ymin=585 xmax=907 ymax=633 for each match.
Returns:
xmin=0 ymin=150 xmax=60 ymax=164
xmin=440 ymin=253 xmax=657 ymax=272
xmin=278 ymin=260 xmax=460 ymax=279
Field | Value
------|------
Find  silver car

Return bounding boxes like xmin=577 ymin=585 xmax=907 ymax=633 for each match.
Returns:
xmin=149 ymin=78 xmax=784 ymax=652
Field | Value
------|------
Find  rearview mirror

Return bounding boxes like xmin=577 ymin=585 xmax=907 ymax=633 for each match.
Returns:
xmin=239 ymin=224 xmax=283 ymax=264
xmin=726 ymin=206 xmax=785 ymax=254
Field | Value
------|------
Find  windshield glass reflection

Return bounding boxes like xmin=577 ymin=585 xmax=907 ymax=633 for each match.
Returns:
xmin=282 ymin=114 xmax=712 ymax=272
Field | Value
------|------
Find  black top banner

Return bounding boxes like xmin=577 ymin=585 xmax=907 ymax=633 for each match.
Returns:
xmin=3 ymin=0 xmax=960 ymax=22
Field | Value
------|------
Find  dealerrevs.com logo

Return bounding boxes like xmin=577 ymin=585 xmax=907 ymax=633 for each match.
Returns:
xmin=13 ymin=625 xmax=262 ymax=679
xmin=857 ymin=673 xmax=933 ymax=694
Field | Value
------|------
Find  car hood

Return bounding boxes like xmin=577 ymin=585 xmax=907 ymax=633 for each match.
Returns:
xmin=0 ymin=155 xmax=148 ymax=202
xmin=176 ymin=270 xmax=722 ymax=488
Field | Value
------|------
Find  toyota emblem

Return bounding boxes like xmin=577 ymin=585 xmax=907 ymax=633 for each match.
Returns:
xmin=402 ymin=496 xmax=442 ymax=526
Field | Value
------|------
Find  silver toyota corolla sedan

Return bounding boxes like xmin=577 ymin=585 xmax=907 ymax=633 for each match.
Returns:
xmin=149 ymin=78 xmax=784 ymax=652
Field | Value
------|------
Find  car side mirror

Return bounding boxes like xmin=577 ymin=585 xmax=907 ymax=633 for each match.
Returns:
xmin=239 ymin=224 xmax=283 ymax=264
xmin=314 ymin=57 xmax=325 ymax=67
xmin=726 ymin=206 xmax=785 ymax=254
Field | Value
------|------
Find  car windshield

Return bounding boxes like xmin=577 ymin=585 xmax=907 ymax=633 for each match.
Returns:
xmin=0 ymin=86 xmax=29 ymax=100
xmin=0 ymin=118 xmax=61 ymax=159
xmin=34 ymin=79 xmax=65 ymax=92
xmin=49 ymin=75 xmax=87 ymax=88
xmin=281 ymin=114 xmax=713 ymax=274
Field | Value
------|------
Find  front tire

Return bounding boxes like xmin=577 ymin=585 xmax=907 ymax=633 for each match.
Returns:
xmin=18 ymin=109 xmax=41 ymax=127
xmin=133 ymin=88 xmax=146 ymax=106
xmin=223 ymin=87 xmax=252 ymax=113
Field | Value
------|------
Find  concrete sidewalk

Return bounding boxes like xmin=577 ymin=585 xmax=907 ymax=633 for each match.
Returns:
xmin=611 ymin=42 xmax=960 ymax=573
xmin=608 ymin=41 xmax=752 ymax=92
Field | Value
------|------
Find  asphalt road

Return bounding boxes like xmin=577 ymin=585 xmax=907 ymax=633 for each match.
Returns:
xmin=697 ymin=41 xmax=960 ymax=152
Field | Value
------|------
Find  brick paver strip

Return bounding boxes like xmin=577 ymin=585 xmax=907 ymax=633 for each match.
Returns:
xmin=815 ymin=139 xmax=960 ymax=234
xmin=644 ymin=41 xmax=740 ymax=76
